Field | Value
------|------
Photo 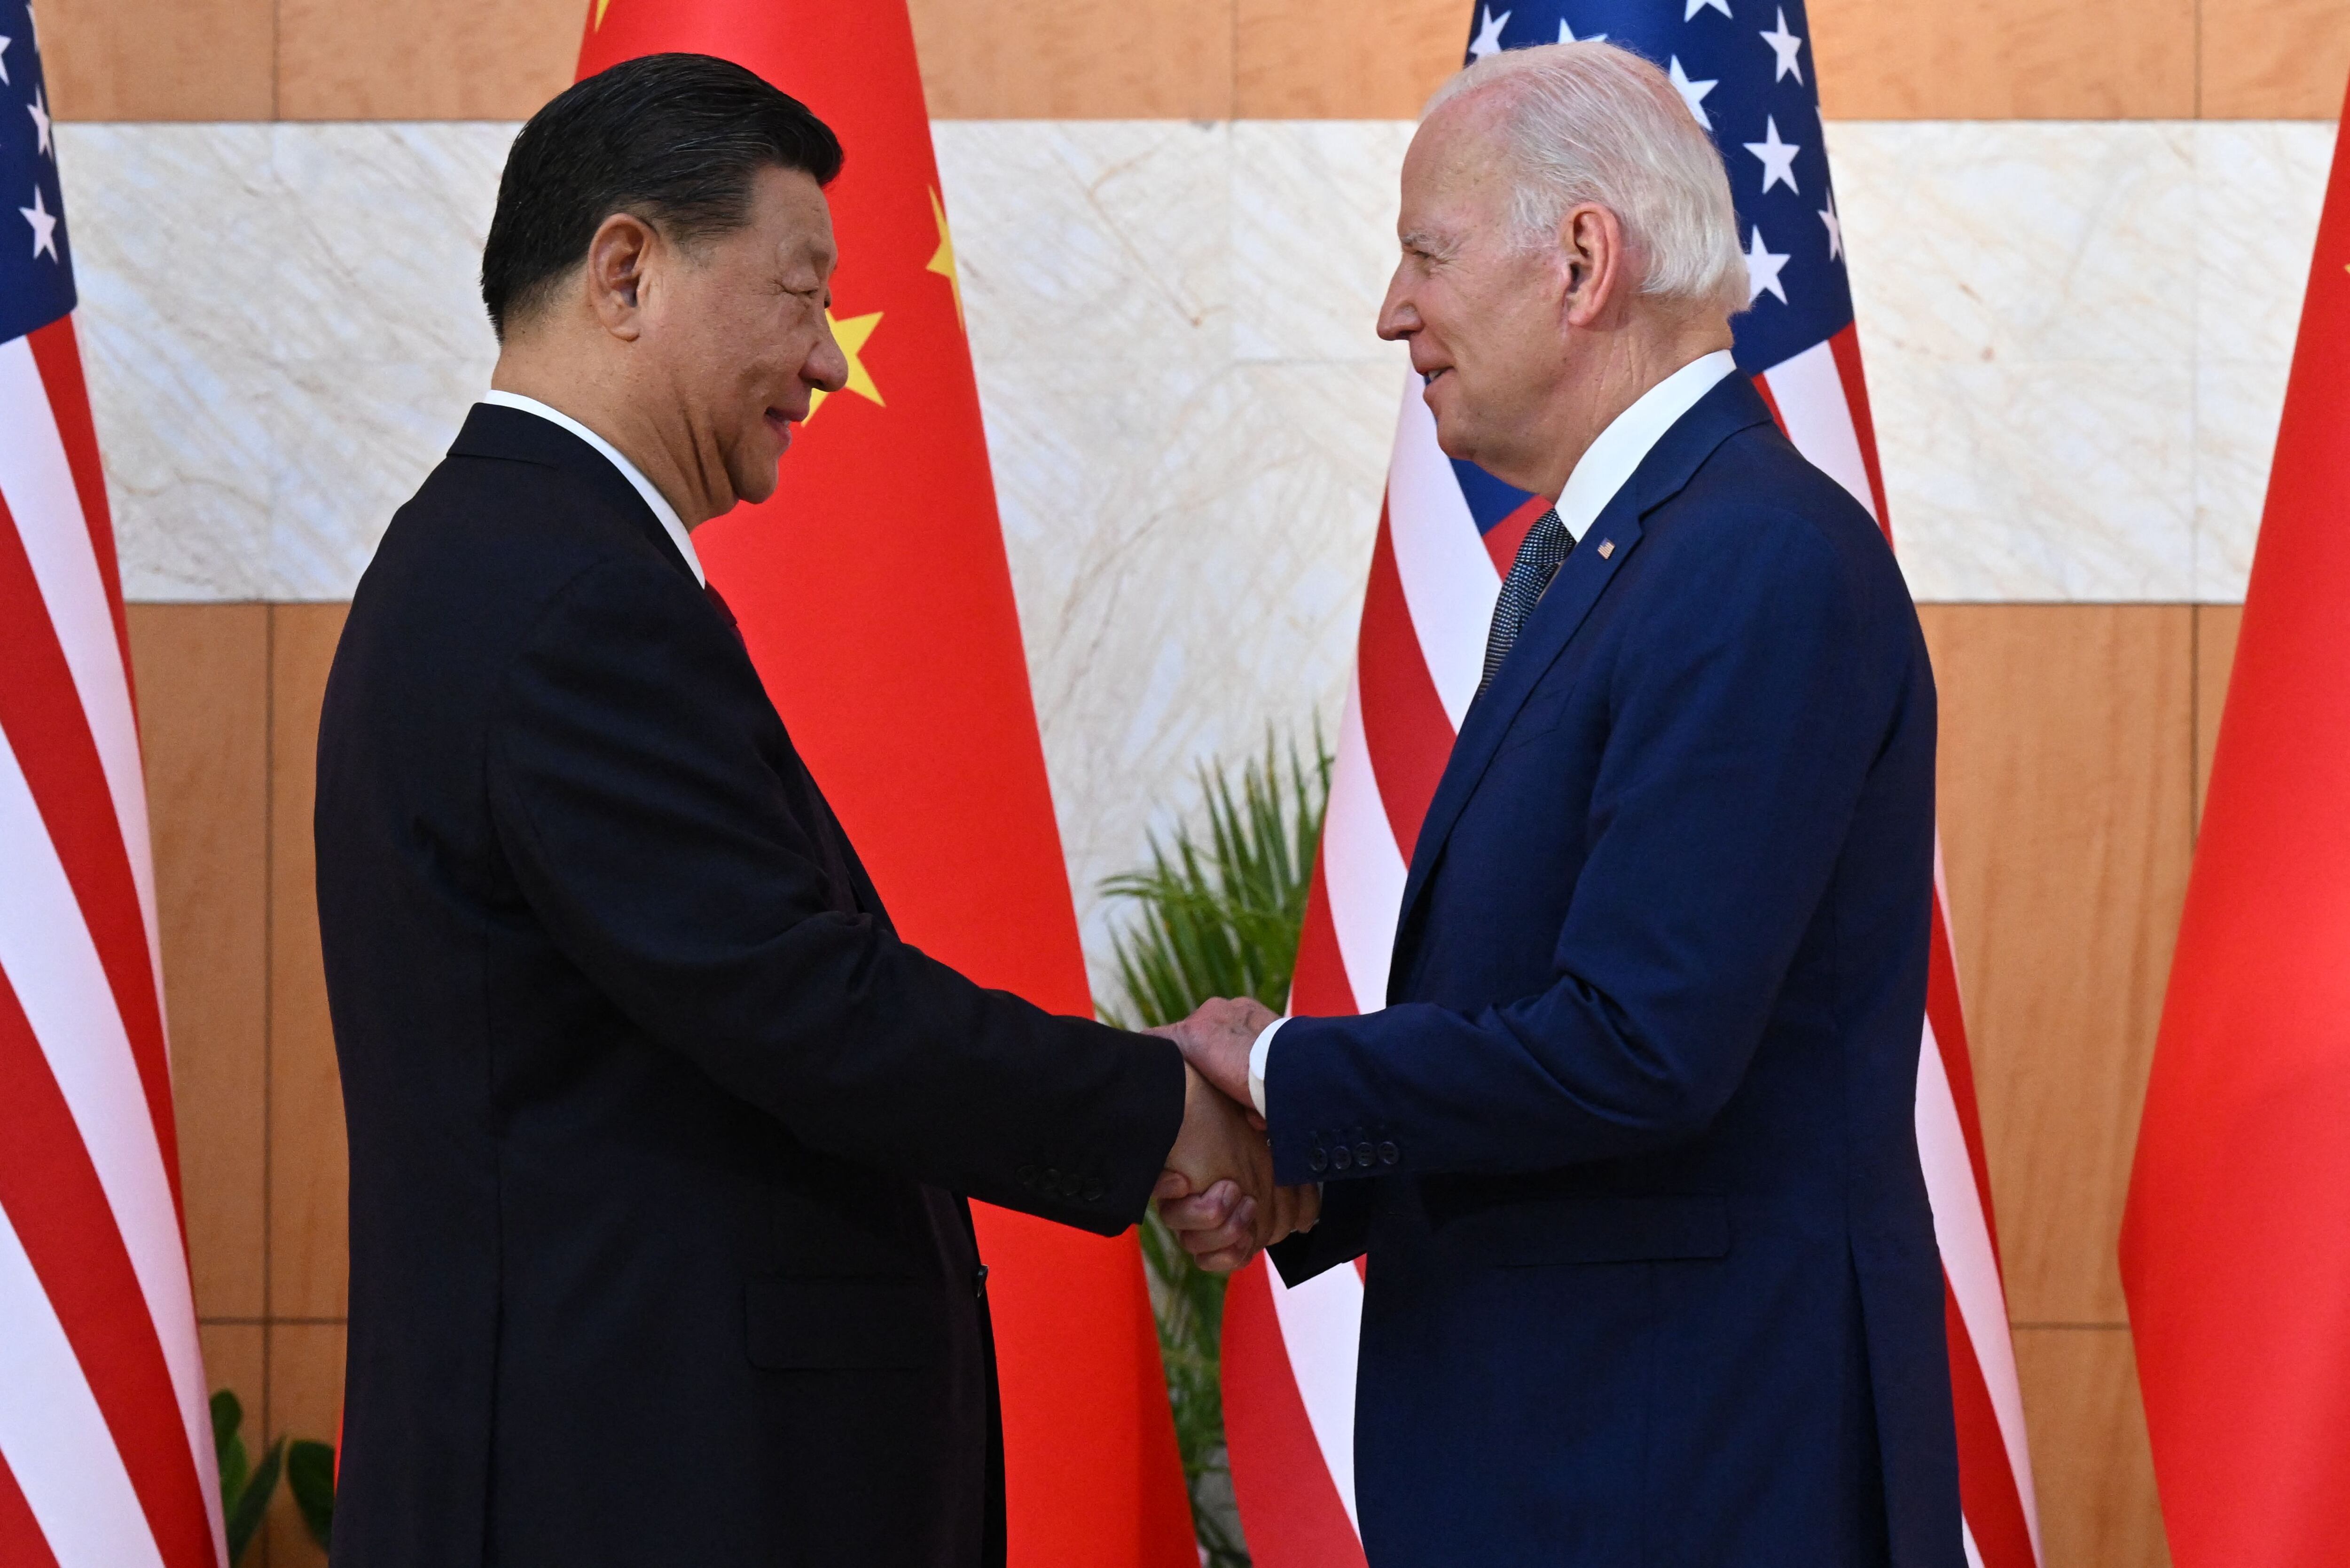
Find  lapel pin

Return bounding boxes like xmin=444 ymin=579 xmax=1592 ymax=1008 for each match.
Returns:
xmin=1597 ymin=539 xmax=1615 ymax=559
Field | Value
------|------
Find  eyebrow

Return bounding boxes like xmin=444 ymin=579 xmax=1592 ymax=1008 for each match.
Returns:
xmin=1400 ymin=228 xmax=1456 ymax=258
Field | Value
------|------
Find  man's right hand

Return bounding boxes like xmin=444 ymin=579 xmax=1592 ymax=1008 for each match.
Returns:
xmin=1152 ymin=1066 xmax=1318 ymax=1272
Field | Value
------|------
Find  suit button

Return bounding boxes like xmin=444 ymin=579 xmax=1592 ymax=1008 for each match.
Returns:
xmin=1082 ymin=1181 xmax=1104 ymax=1203
xmin=1331 ymin=1146 xmax=1352 ymax=1171
xmin=1308 ymin=1147 xmax=1329 ymax=1174
xmin=1378 ymin=1142 xmax=1400 ymax=1166
xmin=1043 ymin=1168 xmax=1061 ymax=1192
xmin=1018 ymin=1165 xmax=1039 ymax=1187
xmin=1354 ymin=1142 xmax=1375 ymax=1168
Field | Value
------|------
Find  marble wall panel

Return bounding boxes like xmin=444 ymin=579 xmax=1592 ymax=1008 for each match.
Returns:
xmin=937 ymin=119 xmax=1401 ymax=980
xmin=1231 ymin=120 xmax=1417 ymax=363
xmin=933 ymin=120 xmax=1232 ymax=376
xmin=59 ymin=117 xmax=2339 ymax=975
xmin=2192 ymin=120 xmax=2335 ymax=597
xmin=71 ymin=118 xmax=2331 ymax=609
xmin=1829 ymin=118 xmax=2333 ymax=602
xmin=1831 ymin=121 xmax=2201 ymax=599
xmin=64 ymin=125 xmax=280 ymax=599
xmin=63 ymin=121 xmax=509 ymax=601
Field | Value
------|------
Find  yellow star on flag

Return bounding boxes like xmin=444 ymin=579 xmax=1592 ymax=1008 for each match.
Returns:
xmin=594 ymin=0 xmax=613 ymax=27
xmin=806 ymin=308 xmax=885 ymax=421
xmin=926 ymin=187 xmax=964 ymax=330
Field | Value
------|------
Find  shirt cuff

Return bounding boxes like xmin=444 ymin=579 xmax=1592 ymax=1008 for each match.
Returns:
xmin=1247 ymin=1017 xmax=1286 ymax=1118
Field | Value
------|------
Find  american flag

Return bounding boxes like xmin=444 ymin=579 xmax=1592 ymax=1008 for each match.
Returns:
xmin=1219 ymin=6 xmax=2043 ymax=1568
xmin=0 ymin=4 xmax=226 ymax=1565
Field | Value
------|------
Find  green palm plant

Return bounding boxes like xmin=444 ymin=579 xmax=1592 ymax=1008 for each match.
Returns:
xmin=1101 ymin=729 xmax=1330 ymax=1568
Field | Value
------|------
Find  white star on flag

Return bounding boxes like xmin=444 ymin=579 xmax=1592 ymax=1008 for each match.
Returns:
xmin=1667 ymin=56 xmax=1717 ymax=129
xmin=1758 ymin=8 xmax=1805 ymax=81
xmin=1559 ymin=19 xmax=1606 ymax=42
xmin=1743 ymin=225 xmax=1789 ymax=303
xmin=1469 ymin=6 xmax=1511 ymax=58
xmin=1743 ymin=116 xmax=1801 ymax=194
xmin=1819 ymin=185 xmax=1843 ymax=260
xmin=28 ymin=85 xmax=50 ymax=157
xmin=1685 ymin=0 xmax=1733 ymax=18
xmin=22 ymin=184 xmax=58 ymax=261
xmin=0 ymin=34 xmax=11 ymax=86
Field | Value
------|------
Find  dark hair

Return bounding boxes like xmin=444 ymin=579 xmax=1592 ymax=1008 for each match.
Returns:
xmin=480 ymin=53 xmax=843 ymax=339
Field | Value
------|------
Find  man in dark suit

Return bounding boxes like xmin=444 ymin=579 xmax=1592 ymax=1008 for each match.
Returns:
xmin=1164 ymin=42 xmax=1963 ymax=1566
xmin=315 ymin=55 xmax=1302 ymax=1568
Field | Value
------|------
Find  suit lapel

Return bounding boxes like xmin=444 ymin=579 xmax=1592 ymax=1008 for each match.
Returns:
xmin=1390 ymin=374 xmax=1778 ymax=962
xmin=1394 ymin=494 xmax=1645 ymax=932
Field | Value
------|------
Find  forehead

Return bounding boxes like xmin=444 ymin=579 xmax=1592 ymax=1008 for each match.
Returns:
xmin=743 ymin=165 xmax=837 ymax=266
xmin=1401 ymin=91 xmax=1512 ymax=223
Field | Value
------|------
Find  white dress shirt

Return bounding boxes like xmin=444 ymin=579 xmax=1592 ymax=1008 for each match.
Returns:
xmin=1246 ymin=348 xmax=1740 ymax=1116
xmin=480 ymin=390 xmax=706 ymax=586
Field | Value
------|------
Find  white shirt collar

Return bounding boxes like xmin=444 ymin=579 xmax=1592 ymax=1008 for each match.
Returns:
xmin=1550 ymin=349 xmax=1739 ymax=542
xmin=479 ymin=391 xmax=706 ymax=586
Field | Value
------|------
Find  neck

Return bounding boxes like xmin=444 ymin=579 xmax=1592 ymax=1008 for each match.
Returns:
xmin=1522 ymin=313 xmax=1732 ymax=500
xmin=490 ymin=334 xmax=732 ymax=528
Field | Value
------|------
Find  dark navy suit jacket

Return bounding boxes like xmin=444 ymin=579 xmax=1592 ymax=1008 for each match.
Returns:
xmin=316 ymin=406 xmax=1183 ymax=1568
xmin=1268 ymin=376 xmax=1962 ymax=1567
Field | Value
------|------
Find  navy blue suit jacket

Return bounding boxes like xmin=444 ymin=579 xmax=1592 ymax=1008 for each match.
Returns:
xmin=1268 ymin=376 xmax=1962 ymax=1567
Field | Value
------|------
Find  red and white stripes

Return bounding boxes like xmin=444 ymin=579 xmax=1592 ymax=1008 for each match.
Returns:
xmin=1222 ymin=339 xmax=2041 ymax=1568
xmin=0 ymin=317 xmax=224 ymax=1568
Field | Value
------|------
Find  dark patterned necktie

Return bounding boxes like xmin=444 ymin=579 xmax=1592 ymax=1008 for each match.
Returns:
xmin=1476 ymin=508 xmax=1573 ymax=701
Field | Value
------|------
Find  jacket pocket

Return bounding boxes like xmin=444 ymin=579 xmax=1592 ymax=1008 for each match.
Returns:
xmin=744 ymin=1276 xmax=942 ymax=1369
xmin=1452 ymin=1194 xmax=1730 ymax=1266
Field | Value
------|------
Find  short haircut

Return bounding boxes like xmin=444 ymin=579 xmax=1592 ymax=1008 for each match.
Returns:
xmin=1426 ymin=42 xmax=1747 ymax=319
xmin=480 ymin=53 xmax=844 ymax=340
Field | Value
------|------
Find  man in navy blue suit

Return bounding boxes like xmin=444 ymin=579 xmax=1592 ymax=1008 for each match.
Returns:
xmin=1159 ymin=41 xmax=1961 ymax=1567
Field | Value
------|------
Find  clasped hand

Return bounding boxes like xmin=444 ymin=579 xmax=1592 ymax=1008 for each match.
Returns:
xmin=1148 ymin=997 xmax=1319 ymax=1272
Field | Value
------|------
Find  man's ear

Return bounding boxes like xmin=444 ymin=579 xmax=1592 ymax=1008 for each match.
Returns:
xmin=1559 ymin=203 xmax=1627 ymax=329
xmin=583 ymin=212 xmax=658 ymax=342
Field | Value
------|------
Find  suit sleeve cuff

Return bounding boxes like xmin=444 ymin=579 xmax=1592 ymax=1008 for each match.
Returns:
xmin=1248 ymin=1016 xmax=1285 ymax=1117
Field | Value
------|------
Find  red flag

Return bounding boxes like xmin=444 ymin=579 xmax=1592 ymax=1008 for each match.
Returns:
xmin=572 ymin=8 xmax=1196 ymax=1566
xmin=2120 ymin=83 xmax=2350 ymax=1568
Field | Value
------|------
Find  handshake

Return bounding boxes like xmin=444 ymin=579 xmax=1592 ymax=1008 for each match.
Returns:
xmin=1147 ymin=996 xmax=1322 ymax=1272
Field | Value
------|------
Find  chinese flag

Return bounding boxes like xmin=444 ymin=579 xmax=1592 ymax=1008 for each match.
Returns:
xmin=2120 ymin=85 xmax=2350 ymax=1568
xmin=574 ymin=8 xmax=1197 ymax=1566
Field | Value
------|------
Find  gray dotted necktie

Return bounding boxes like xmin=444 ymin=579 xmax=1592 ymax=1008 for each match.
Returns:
xmin=1476 ymin=508 xmax=1573 ymax=701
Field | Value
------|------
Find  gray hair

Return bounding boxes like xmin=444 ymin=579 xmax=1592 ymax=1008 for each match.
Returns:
xmin=1426 ymin=41 xmax=1747 ymax=318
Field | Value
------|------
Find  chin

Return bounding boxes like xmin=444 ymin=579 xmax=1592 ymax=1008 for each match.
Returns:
xmin=732 ymin=465 xmax=782 ymax=508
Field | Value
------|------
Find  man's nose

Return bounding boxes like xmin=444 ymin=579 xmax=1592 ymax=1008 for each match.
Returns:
xmin=807 ymin=330 xmax=849 ymax=395
xmin=1376 ymin=273 xmax=1418 ymax=342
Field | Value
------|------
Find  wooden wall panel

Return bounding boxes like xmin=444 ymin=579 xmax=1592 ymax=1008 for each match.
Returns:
xmin=1236 ymin=0 xmax=1462 ymax=119
xmin=130 ymin=604 xmax=270 ymax=1324
xmin=276 ymin=0 xmax=580 ymax=121
xmin=1918 ymin=605 xmax=2193 ymax=1326
xmin=907 ymin=0 xmax=1236 ymax=119
xmin=2194 ymin=605 xmax=2244 ymax=827
xmin=41 ymin=0 xmax=274 ymax=121
xmin=2201 ymin=0 xmax=2350 ymax=117
xmin=268 ymin=605 xmax=353 ymax=1322
xmin=52 ymin=0 xmax=2350 ymax=124
xmin=2014 ymin=1328 xmax=2171 ymax=1568
xmin=200 ymin=1321 xmax=270 ymax=1564
xmin=1811 ymin=0 xmax=2197 ymax=118
xmin=264 ymin=1322 xmax=347 ymax=1568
